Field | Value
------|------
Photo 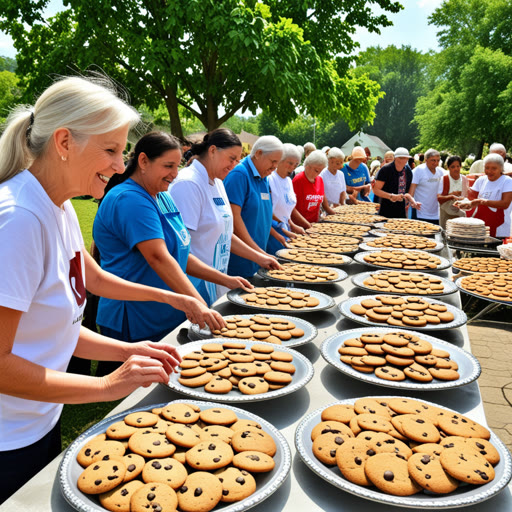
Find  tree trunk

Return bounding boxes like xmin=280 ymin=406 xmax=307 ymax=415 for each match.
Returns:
xmin=476 ymin=139 xmax=486 ymax=160
xmin=206 ymin=93 xmax=220 ymax=132
xmin=164 ymin=86 xmax=184 ymax=140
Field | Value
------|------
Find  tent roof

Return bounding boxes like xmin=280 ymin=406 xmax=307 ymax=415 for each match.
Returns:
xmin=340 ymin=132 xmax=392 ymax=158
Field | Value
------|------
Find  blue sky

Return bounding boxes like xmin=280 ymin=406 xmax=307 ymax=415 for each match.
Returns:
xmin=0 ymin=1 xmax=444 ymax=59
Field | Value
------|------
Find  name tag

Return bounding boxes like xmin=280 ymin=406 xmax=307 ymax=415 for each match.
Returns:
xmin=261 ymin=193 xmax=270 ymax=200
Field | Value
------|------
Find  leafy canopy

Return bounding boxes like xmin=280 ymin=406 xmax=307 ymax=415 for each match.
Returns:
xmin=0 ymin=0 xmax=401 ymax=138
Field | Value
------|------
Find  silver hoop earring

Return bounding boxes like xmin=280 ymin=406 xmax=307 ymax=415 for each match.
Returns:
xmin=61 ymin=155 xmax=67 ymax=161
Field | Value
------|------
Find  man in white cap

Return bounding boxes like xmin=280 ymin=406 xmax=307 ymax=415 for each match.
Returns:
xmin=372 ymin=147 xmax=420 ymax=218
xmin=409 ymin=148 xmax=445 ymax=224
xmin=469 ymin=143 xmax=512 ymax=175
xmin=341 ymin=146 xmax=371 ymax=202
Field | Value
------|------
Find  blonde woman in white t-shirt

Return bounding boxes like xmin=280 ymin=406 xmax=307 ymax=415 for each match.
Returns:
xmin=0 ymin=76 xmax=225 ymax=503
xmin=319 ymin=147 xmax=347 ymax=207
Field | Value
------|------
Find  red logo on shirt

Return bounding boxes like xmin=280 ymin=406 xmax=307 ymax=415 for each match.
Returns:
xmin=69 ymin=252 xmax=86 ymax=307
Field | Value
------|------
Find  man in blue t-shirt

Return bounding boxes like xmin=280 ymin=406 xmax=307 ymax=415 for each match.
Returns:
xmin=224 ymin=136 xmax=283 ymax=278
xmin=342 ymin=146 xmax=371 ymax=202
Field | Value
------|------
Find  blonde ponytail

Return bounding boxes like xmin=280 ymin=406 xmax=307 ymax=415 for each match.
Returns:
xmin=0 ymin=75 xmax=140 ymax=185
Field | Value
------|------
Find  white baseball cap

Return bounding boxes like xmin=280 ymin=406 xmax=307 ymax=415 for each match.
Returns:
xmin=394 ymin=147 xmax=410 ymax=158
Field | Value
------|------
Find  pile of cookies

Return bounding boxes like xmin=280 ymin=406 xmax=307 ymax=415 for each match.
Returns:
xmin=288 ymin=233 xmax=361 ymax=253
xmin=362 ymin=250 xmax=442 ymax=270
xmin=277 ymin=248 xmax=350 ymax=266
xmin=209 ymin=314 xmax=305 ymax=344
xmin=381 ymin=219 xmax=441 ymax=236
xmin=264 ymin=263 xmax=339 ymax=283
xmin=333 ymin=204 xmax=380 ymax=214
xmin=323 ymin=213 xmax=387 ymax=225
xmin=310 ymin=397 xmax=499 ymax=496
xmin=76 ymin=403 xmax=278 ymax=512
xmin=348 ymin=296 xmax=455 ymax=327
xmin=364 ymin=235 xmax=439 ymax=251
xmin=458 ymin=273 xmax=512 ymax=302
xmin=453 ymin=257 xmax=512 ymax=273
xmin=240 ymin=287 xmax=320 ymax=310
xmin=337 ymin=331 xmax=460 ymax=382
xmin=361 ymin=271 xmax=447 ymax=295
xmin=177 ymin=341 xmax=297 ymax=395
xmin=306 ymin=224 xmax=371 ymax=238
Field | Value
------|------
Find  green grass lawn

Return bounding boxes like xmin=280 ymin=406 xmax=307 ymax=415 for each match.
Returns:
xmin=71 ymin=196 xmax=97 ymax=253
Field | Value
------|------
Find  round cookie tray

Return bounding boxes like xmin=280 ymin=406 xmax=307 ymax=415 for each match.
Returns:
xmin=451 ymin=261 xmax=512 ymax=275
xmin=275 ymin=248 xmax=353 ymax=268
xmin=338 ymin=294 xmax=468 ymax=331
xmin=375 ymin=221 xmax=443 ymax=238
xmin=295 ymin=396 xmax=512 ymax=509
xmin=351 ymin=270 xmax=458 ymax=297
xmin=354 ymin=249 xmax=452 ymax=272
xmin=320 ymin=327 xmax=481 ymax=391
xmin=227 ymin=287 xmax=335 ymax=313
xmin=359 ymin=238 xmax=444 ymax=253
xmin=319 ymin=217 xmax=381 ymax=227
xmin=256 ymin=265 xmax=347 ymax=286
xmin=455 ymin=275 xmax=512 ymax=306
xmin=189 ymin=313 xmax=318 ymax=349
xmin=59 ymin=399 xmax=292 ymax=512
xmin=164 ymin=339 xmax=314 ymax=403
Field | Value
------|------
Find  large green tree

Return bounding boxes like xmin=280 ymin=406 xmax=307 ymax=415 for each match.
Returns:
xmin=356 ymin=45 xmax=430 ymax=150
xmin=0 ymin=69 xmax=22 ymax=122
xmin=0 ymin=0 xmax=401 ymax=139
xmin=414 ymin=0 xmax=512 ymax=157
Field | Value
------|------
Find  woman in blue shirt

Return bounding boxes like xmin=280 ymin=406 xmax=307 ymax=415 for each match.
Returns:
xmin=342 ymin=146 xmax=371 ymax=203
xmin=93 ymin=132 xmax=250 ymax=372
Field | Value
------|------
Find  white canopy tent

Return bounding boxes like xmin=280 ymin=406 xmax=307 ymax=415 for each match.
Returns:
xmin=340 ymin=132 xmax=392 ymax=159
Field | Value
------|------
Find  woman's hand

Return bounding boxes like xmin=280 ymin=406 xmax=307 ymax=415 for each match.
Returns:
xmin=100 ymin=355 xmax=175 ymax=401
xmin=223 ymin=275 xmax=254 ymax=292
xmin=257 ymin=253 xmax=281 ymax=270
xmin=176 ymin=296 xmax=225 ymax=331
xmin=273 ymin=232 xmax=288 ymax=247
xmin=282 ymin=228 xmax=296 ymax=240
xmin=125 ymin=340 xmax=182 ymax=374
xmin=291 ymin=223 xmax=306 ymax=235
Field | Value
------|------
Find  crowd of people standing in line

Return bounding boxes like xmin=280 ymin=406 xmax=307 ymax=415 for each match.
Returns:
xmin=1 ymin=74 xmax=512 ymax=504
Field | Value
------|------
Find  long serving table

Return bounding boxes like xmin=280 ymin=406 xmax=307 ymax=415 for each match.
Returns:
xmin=3 ymin=258 xmax=512 ymax=511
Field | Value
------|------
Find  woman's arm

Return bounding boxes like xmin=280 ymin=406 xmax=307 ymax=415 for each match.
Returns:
xmin=289 ymin=219 xmax=306 ymax=235
xmin=230 ymin=235 xmax=280 ymax=269
xmin=338 ymin=190 xmax=347 ymax=205
xmin=84 ymin=251 xmax=224 ymax=330
xmin=471 ymin=191 xmax=512 ymax=209
xmin=373 ymin=180 xmax=402 ymax=201
xmin=231 ymin=204 xmax=267 ymax=254
xmin=269 ymin=226 xmax=288 ymax=247
xmin=290 ymin=207 xmax=311 ymax=229
xmin=0 ymin=306 xmax=173 ymax=404
xmin=322 ymin=196 xmax=336 ymax=215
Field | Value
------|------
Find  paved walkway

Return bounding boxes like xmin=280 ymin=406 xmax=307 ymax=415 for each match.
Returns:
xmin=468 ymin=321 xmax=512 ymax=453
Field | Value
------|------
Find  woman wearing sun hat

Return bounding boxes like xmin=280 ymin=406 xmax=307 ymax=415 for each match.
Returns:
xmin=372 ymin=147 xmax=420 ymax=218
xmin=341 ymin=146 xmax=371 ymax=202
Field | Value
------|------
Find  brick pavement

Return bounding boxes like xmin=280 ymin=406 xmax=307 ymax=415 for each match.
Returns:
xmin=468 ymin=321 xmax=512 ymax=453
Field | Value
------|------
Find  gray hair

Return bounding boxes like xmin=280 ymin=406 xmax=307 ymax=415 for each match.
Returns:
xmin=250 ymin=135 xmax=283 ymax=157
xmin=0 ymin=75 xmax=140 ymax=184
xmin=327 ymin=147 xmax=345 ymax=161
xmin=296 ymin=145 xmax=304 ymax=159
xmin=280 ymin=143 xmax=301 ymax=162
xmin=490 ymin=143 xmax=507 ymax=155
xmin=303 ymin=142 xmax=316 ymax=152
xmin=425 ymin=148 xmax=440 ymax=160
xmin=304 ymin=149 xmax=328 ymax=168
xmin=484 ymin=153 xmax=504 ymax=171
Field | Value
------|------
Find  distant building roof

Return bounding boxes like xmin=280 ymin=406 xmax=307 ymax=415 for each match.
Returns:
xmin=238 ymin=130 xmax=259 ymax=148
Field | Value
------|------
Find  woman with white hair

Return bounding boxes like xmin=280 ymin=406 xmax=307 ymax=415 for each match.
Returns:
xmin=267 ymin=143 xmax=305 ymax=254
xmin=0 ymin=76 xmax=222 ymax=501
xmin=320 ymin=147 xmax=347 ymax=207
xmin=291 ymin=149 xmax=336 ymax=228
xmin=459 ymin=154 xmax=512 ymax=237
xmin=224 ymin=135 xmax=283 ymax=277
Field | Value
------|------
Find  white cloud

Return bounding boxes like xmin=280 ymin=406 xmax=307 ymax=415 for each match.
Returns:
xmin=417 ymin=0 xmax=443 ymax=10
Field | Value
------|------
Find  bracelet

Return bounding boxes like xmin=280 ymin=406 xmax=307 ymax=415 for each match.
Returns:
xmin=389 ymin=193 xmax=394 ymax=200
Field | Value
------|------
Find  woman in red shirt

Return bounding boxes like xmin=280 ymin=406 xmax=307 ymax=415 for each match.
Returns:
xmin=291 ymin=150 xmax=336 ymax=228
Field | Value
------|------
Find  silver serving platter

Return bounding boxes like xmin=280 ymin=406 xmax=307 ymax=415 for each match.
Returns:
xmin=351 ymin=270 xmax=458 ymax=297
xmin=354 ymin=249 xmax=452 ymax=272
xmin=295 ymin=396 xmax=512 ymax=509
xmin=455 ymin=275 xmax=512 ymax=306
xmin=275 ymin=248 xmax=353 ymax=267
xmin=165 ymin=339 xmax=314 ymax=403
xmin=257 ymin=265 xmax=347 ymax=286
xmin=359 ymin=237 xmax=444 ymax=253
xmin=60 ymin=400 xmax=291 ymax=512
xmin=339 ymin=294 xmax=468 ymax=331
xmin=321 ymin=327 xmax=481 ymax=391
xmin=375 ymin=221 xmax=442 ymax=238
xmin=227 ymin=287 xmax=335 ymax=313
xmin=189 ymin=314 xmax=318 ymax=349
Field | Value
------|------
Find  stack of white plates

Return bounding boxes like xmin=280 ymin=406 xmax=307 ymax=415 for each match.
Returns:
xmin=446 ymin=217 xmax=488 ymax=240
